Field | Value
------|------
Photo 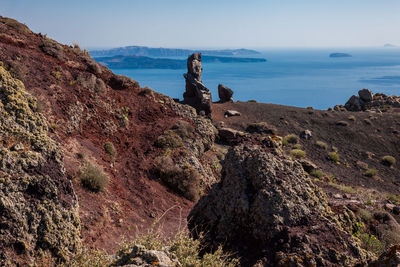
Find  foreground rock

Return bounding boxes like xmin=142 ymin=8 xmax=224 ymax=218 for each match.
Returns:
xmin=218 ymin=84 xmax=234 ymax=103
xmin=113 ymin=244 xmax=179 ymax=267
xmin=188 ymin=142 xmax=368 ymax=266
xmin=183 ymin=53 xmax=212 ymax=117
xmin=0 ymin=66 xmax=80 ymax=265
xmin=345 ymin=89 xmax=400 ymax=111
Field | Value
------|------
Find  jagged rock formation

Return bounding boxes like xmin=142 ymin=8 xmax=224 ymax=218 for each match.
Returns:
xmin=0 ymin=66 xmax=81 ymax=265
xmin=188 ymin=141 xmax=369 ymax=266
xmin=183 ymin=53 xmax=212 ymax=117
xmin=345 ymin=89 xmax=400 ymax=111
xmin=368 ymin=245 xmax=400 ymax=266
xmin=218 ymin=84 xmax=233 ymax=103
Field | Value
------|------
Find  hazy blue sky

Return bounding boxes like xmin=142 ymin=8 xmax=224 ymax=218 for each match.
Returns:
xmin=2 ymin=0 xmax=400 ymax=49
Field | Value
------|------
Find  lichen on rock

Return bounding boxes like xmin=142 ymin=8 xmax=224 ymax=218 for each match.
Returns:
xmin=0 ymin=65 xmax=81 ymax=266
xmin=188 ymin=142 xmax=369 ymax=266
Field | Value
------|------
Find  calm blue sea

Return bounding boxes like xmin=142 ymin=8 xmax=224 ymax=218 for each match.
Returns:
xmin=110 ymin=48 xmax=400 ymax=110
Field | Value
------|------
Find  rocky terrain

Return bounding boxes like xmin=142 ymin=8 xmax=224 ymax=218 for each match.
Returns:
xmin=1 ymin=15 xmax=400 ymax=267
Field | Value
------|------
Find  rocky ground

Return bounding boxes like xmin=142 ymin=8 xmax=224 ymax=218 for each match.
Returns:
xmin=1 ymin=16 xmax=400 ymax=266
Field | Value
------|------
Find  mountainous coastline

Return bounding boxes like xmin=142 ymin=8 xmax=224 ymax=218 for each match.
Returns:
xmin=95 ymin=55 xmax=267 ymax=69
xmin=90 ymin=45 xmax=261 ymax=58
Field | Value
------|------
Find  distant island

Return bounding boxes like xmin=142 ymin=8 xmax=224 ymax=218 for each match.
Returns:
xmin=95 ymin=55 xmax=267 ymax=69
xmin=90 ymin=45 xmax=261 ymax=58
xmin=329 ymin=53 xmax=352 ymax=58
xmin=384 ymin=43 xmax=398 ymax=48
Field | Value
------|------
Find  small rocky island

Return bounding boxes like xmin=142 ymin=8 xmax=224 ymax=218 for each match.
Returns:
xmin=330 ymin=52 xmax=352 ymax=58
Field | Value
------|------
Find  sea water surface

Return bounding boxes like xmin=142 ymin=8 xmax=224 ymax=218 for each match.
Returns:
xmin=110 ymin=48 xmax=400 ymax=110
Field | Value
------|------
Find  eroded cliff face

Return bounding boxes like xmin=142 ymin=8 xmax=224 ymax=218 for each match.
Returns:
xmin=0 ymin=65 xmax=81 ymax=265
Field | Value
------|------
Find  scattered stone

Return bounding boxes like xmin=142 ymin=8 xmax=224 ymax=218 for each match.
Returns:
xmin=393 ymin=206 xmax=400 ymax=215
xmin=358 ymin=89 xmax=373 ymax=102
xmin=333 ymin=193 xmax=343 ymax=199
xmin=224 ymin=110 xmax=241 ymax=117
xmin=113 ymin=244 xmax=179 ymax=267
xmin=246 ymin=122 xmax=276 ymax=135
xmin=218 ymin=84 xmax=233 ymax=103
xmin=183 ymin=53 xmax=212 ymax=117
xmin=385 ymin=203 xmax=396 ymax=212
xmin=299 ymin=159 xmax=318 ymax=173
xmin=214 ymin=121 xmax=225 ymax=129
xmin=334 ymin=105 xmax=346 ymax=111
xmin=299 ymin=129 xmax=312 ymax=140
xmin=218 ymin=127 xmax=245 ymax=144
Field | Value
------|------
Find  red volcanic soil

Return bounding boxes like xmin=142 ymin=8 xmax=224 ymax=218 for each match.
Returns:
xmin=0 ymin=17 xmax=192 ymax=252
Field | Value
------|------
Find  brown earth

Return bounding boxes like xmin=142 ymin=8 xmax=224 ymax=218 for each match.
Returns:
xmin=0 ymin=16 xmax=195 ymax=253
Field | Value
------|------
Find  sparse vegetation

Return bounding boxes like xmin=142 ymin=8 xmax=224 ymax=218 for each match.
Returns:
xmin=381 ymin=155 xmax=396 ymax=167
xmin=154 ymin=156 xmax=201 ymax=201
xmin=80 ymin=162 xmax=108 ymax=192
xmin=328 ymin=151 xmax=340 ymax=163
xmin=290 ymin=149 xmax=306 ymax=159
xmin=359 ymin=209 xmax=373 ymax=222
xmin=310 ymin=169 xmax=324 ymax=178
xmin=360 ymin=233 xmax=384 ymax=256
xmin=387 ymin=195 xmax=400 ymax=205
xmin=117 ymin=228 xmax=239 ymax=267
xmin=316 ymin=140 xmax=328 ymax=150
xmin=155 ymin=130 xmax=183 ymax=148
xmin=364 ymin=168 xmax=378 ymax=177
xmin=104 ymin=142 xmax=116 ymax=158
xmin=328 ymin=182 xmax=357 ymax=194
xmin=283 ymin=134 xmax=299 ymax=146
xmin=292 ymin=143 xmax=302 ymax=150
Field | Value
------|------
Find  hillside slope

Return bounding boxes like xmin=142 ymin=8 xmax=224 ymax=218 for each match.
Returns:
xmin=0 ymin=16 xmax=219 ymax=256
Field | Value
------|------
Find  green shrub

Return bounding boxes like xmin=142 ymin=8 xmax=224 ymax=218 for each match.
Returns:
xmin=290 ymin=149 xmax=306 ymax=159
xmin=121 ymin=229 xmax=239 ymax=267
xmin=364 ymin=168 xmax=378 ymax=177
xmin=61 ymin=247 xmax=110 ymax=267
xmin=359 ymin=209 xmax=373 ymax=222
xmin=316 ymin=141 xmax=328 ymax=150
xmin=155 ymin=130 xmax=183 ymax=148
xmin=154 ymin=156 xmax=200 ymax=201
xmin=387 ymin=195 xmax=400 ymax=205
xmin=328 ymin=152 xmax=340 ymax=163
xmin=104 ymin=142 xmax=116 ymax=158
xmin=283 ymin=134 xmax=299 ymax=146
xmin=360 ymin=233 xmax=384 ymax=256
xmin=80 ymin=162 xmax=108 ymax=192
xmin=293 ymin=143 xmax=302 ymax=150
xmin=328 ymin=182 xmax=357 ymax=194
xmin=381 ymin=155 xmax=396 ymax=167
xmin=310 ymin=169 xmax=324 ymax=178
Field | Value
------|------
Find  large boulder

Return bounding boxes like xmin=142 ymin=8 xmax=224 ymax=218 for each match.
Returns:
xmin=345 ymin=95 xmax=363 ymax=111
xmin=358 ymin=89 xmax=373 ymax=102
xmin=188 ymin=143 xmax=367 ymax=266
xmin=218 ymin=84 xmax=233 ymax=103
xmin=183 ymin=53 xmax=212 ymax=117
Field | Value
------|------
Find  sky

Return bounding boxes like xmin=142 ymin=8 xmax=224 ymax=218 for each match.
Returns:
xmin=1 ymin=0 xmax=400 ymax=49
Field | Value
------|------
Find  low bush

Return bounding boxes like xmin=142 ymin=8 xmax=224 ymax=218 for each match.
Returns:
xmin=154 ymin=156 xmax=200 ymax=201
xmin=364 ymin=168 xmax=378 ymax=177
xmin=310 ymin=169 xmax=324 ymax=178
xmin=328 ymin=152 xmax=340 ymax=163
xmin=283 ymin=134 xmax=299 ymax=146
xmin=381 ymin=155 xmax=396 ymax=167
xmin=360 ymin=233 xmax=384 ymax=256
xmin=155 ymin=130 xmax=183 ymax=148
xmin=316 ymin=141 xmax=328 ymax=150
xmin=118 ymin=229 xmax=239 ymax=267
xmin=328 ymin=182 xmax=357 ymax=194
xmin=104 ymin=142 xmax=116 ymax=158
xmin=80 ymin=162 xmax=108 ymax=192
xmin=290 ymin=149 xmax=306 ymax=159
xmin=292 ymin=143 xmax=302 ymax=150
